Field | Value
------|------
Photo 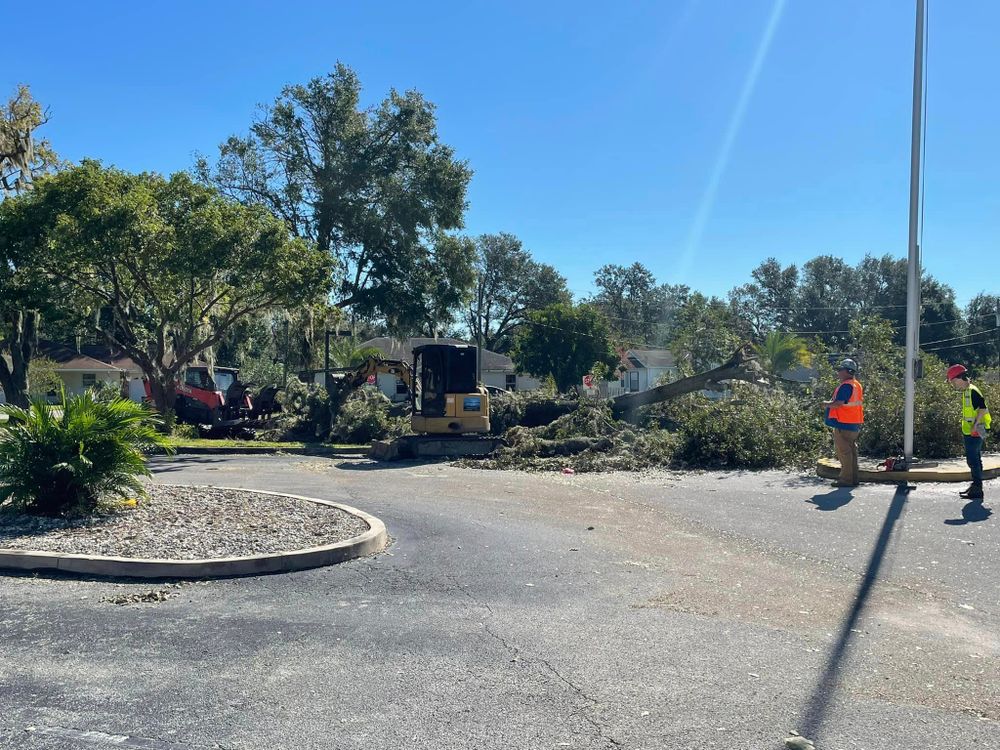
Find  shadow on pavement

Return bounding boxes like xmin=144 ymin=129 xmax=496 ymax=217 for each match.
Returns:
xmin=793 ymin=483 xmax=909 ymax=745
xmin=148 ymin=456 xmax=229 ymax=474
xmin=806 ymin=487 xmax=854 ymax=511
xmin=944 ymin=499 xmax=993 ymax=526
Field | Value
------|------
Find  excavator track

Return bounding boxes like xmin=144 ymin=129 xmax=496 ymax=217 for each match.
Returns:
xmin=369 ymin=434 xmax=505 ymax=461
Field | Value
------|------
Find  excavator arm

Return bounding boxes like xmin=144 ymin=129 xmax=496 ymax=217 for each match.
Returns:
xmin=334 ymin=356 xmax=414 ymax=394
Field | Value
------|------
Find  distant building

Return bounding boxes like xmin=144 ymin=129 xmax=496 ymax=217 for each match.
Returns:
xmin=1 ymin=340 xmax=146 ymax=403
xmin=616 ymin=348 xmax=679 ymax=393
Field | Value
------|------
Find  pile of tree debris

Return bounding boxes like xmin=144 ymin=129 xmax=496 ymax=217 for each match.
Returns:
xmin=465 ymin=344 xmax=809 ymax=473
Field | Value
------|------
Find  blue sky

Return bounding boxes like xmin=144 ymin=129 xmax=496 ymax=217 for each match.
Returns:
xmin=5 ymin=0 xmax=997 ymax=307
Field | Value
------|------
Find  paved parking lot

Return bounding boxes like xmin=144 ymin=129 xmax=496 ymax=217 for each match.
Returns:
xmin=1 ymin=456 xmax=997 ymax=749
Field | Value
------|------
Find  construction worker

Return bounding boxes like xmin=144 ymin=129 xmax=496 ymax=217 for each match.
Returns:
xmin=823 ymin=358 xmax=864 ymax=487
xmin=947 ymin=364 xmax=991 ymax=501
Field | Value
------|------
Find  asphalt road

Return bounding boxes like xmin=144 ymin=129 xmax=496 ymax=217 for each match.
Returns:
xmin=1 ymin=456 xmax=997 ymax=750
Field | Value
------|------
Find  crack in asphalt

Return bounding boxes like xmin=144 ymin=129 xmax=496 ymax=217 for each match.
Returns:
xmin=481 ymin=623 xmax=623 ymax=749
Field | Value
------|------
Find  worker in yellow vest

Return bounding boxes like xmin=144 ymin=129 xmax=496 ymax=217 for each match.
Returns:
xmin=947 ymin=364 xmax=991 ymax=501
xmin=823 ymin=358 xmax=864 ymax=487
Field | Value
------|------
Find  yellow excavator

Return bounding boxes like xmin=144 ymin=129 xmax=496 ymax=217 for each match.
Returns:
xmin=328 ymin=343 xmax=502 ymax=459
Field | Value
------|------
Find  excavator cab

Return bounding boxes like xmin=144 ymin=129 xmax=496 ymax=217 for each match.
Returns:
xmin=411 ymin=344 xmax=489 ymax=434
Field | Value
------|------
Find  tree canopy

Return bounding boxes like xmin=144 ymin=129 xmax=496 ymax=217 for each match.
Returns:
xmin=591 ymin=262 xmax=689 ymax=346
xmin=512 ymin=303 xmax=618 ymax=393
xmin=466 ymin=233 xmax=571 ymax=354
xmin=196 ymin=64 xmax=473 ymax=331
xmin=2 ymin=161 xmax=332 ymax=412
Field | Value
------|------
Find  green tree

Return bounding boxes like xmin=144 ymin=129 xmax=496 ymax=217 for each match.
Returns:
xmin=3 ymin=161 xmax=333 ymax=415
xmin=728 ymin=258 xmax=799 ymax=337
xmin=591 ymin=262 xmax=689 ymax=345
xmin=466 ymin=233 xmax=571 ymax=353
xmin=385 ymin=233 xmax=476 ymax=337
xmin=854 ymin=254 xmax=962 ymax=347
xmin=793 ymin=255 xmax=860 ymax=347
xmin=669 ymin=293 xmax=743 ymax=373
xmin=753 ymin=331 xmax=811 ymax=376
xmin=957 ymin=293 xmax=1000 ymax=371
xmin=512 ymin=303 xmax=617 ymax=393
xmin=1 ymin=84 xmax=60 ymax=195
xmin=196 ymin=64 xmax=473 ymax=331
xmin=0 ymin=85 xmax=64 ymax=408
xmin=26 ymin=356 xmax=62 ymax=399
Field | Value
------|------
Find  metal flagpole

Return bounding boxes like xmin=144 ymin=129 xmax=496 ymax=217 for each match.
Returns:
xmin=903 ymin=0 xmax=926 ymax=466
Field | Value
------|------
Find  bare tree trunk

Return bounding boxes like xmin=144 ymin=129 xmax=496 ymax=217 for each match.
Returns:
xmin=146 ymin=369 xmax=178 ymax=419
xmin=0 ymin=310 xmax=38 ymax=408
xmin=611 ymin=344 xmax=763 ymax=422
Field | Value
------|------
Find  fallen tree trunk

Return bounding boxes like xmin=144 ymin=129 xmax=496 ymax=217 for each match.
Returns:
xmin=514 ymin=436 xmax=614 ymax=458
xmin=611 ymin=344 xmax=764 ymax=422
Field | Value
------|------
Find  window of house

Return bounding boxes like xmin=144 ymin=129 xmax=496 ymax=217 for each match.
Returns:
xmin=82 ymin=373 xmax=97 ymax=389
xmin=395 ymin=378 xmax=408 ymax=395
xmin=505 ymin=373 xmax=517 ymax=391
xmin=629 ymin=371 xmax=639 ymax=392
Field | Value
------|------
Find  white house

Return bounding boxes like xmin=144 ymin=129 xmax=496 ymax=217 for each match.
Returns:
xmin=616 ymin=348 xmax=679 ymax=394
xmin=357 ymin=337 xmax=541 ymax=402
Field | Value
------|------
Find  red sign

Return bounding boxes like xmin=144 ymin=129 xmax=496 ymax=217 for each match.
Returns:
xmin=366 ymin=374 xmax=377 ymax=385
xmin=582 ymin=374 xmax=594 ymax=388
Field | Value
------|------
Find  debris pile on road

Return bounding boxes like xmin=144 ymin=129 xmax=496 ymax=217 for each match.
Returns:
xmin=467 ymin=382 xmax=826 ymax=473
xmin=465 ymin=398 xmax=679 ymax=473
xmin=101 ymin=589 xmax=177 ymax=605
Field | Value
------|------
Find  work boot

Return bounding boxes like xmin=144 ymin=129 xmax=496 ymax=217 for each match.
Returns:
xmin=959 ymin=482 xmax=984 ymax=500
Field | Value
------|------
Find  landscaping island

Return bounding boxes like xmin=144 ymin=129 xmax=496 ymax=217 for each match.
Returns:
xmin=0 ymin=484 xmax=387 ymax=578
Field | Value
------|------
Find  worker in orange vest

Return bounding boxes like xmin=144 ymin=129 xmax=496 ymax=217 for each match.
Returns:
xmin=823 ymin=358 xmax=864 ymax=487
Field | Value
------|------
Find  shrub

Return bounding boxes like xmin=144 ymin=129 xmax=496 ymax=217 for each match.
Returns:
xmin=87 ymin=379 xmax=125 ymax=403
xmin=674 ymin=385 xmax=827 ymax=469
xmin=265 ymin=378 xmax=332 ymax=440
xmin=330 ymin=389 xmax=407 ymax=444
xmin=0 ymin=392 xmax=172 ymax=516
xmin=171 ymin=422 xmax=200 ymax=440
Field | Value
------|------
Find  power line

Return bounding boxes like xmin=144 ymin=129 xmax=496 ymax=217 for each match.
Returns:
xmin=920 ymin=325 xmax=1000 ymax=349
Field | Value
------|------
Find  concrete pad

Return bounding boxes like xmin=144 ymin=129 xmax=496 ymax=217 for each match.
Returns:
xmin=817 ymin=453 xmax=1000 ymax=483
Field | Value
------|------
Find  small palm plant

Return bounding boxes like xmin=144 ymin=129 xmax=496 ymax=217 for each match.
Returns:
xmin=0 ymin=391 xmax=173 ymax=516
xmin=753 ymin=331 xmax=812 ymax=377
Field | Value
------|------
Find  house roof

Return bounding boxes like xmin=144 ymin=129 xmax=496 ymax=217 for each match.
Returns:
xmin=622 ymin=348 xmax=676 ymax=369
xmin=35 ymin=341 xmax=124 ymax=372
xmin=359 ymin=337 xmax=515 ymax=372
xmin=76 ymin=344 xmax=141 ymax=372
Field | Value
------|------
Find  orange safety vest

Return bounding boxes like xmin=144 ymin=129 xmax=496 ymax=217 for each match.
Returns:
xmin=829 ymin=378 xmax=864 ymax=425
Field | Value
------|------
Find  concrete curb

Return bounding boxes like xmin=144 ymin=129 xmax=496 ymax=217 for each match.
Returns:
xmin=816 ymin=456 xmax=1000 ymax=484
xmin=0 ymin=488 xmax=387 ymax=579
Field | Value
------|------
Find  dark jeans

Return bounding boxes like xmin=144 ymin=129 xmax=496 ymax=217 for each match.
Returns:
xmin=964 ymin=434 xmax=985 ymax=483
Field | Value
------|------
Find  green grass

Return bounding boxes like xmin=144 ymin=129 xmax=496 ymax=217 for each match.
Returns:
xmin=162 ymin=437 xmax=367 ymax=451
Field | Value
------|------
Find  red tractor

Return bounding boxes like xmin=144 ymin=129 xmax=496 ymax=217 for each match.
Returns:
xmin=145 ymin=366 xmax=281 ymax=437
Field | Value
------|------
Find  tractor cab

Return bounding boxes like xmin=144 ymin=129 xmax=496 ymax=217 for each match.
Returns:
xmin=411 ymin=344 xmax=489 ymax=434
xmin=173 ymin=366 xmax=253 ymax=428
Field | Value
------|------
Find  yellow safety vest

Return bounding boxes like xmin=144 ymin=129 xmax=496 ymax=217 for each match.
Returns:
xmin=962 ymin=384 xmax=991 ymax=436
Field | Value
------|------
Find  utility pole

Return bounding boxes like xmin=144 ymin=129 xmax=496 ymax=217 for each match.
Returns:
xmin=903 ymin=0 xmax=925 ymax=467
